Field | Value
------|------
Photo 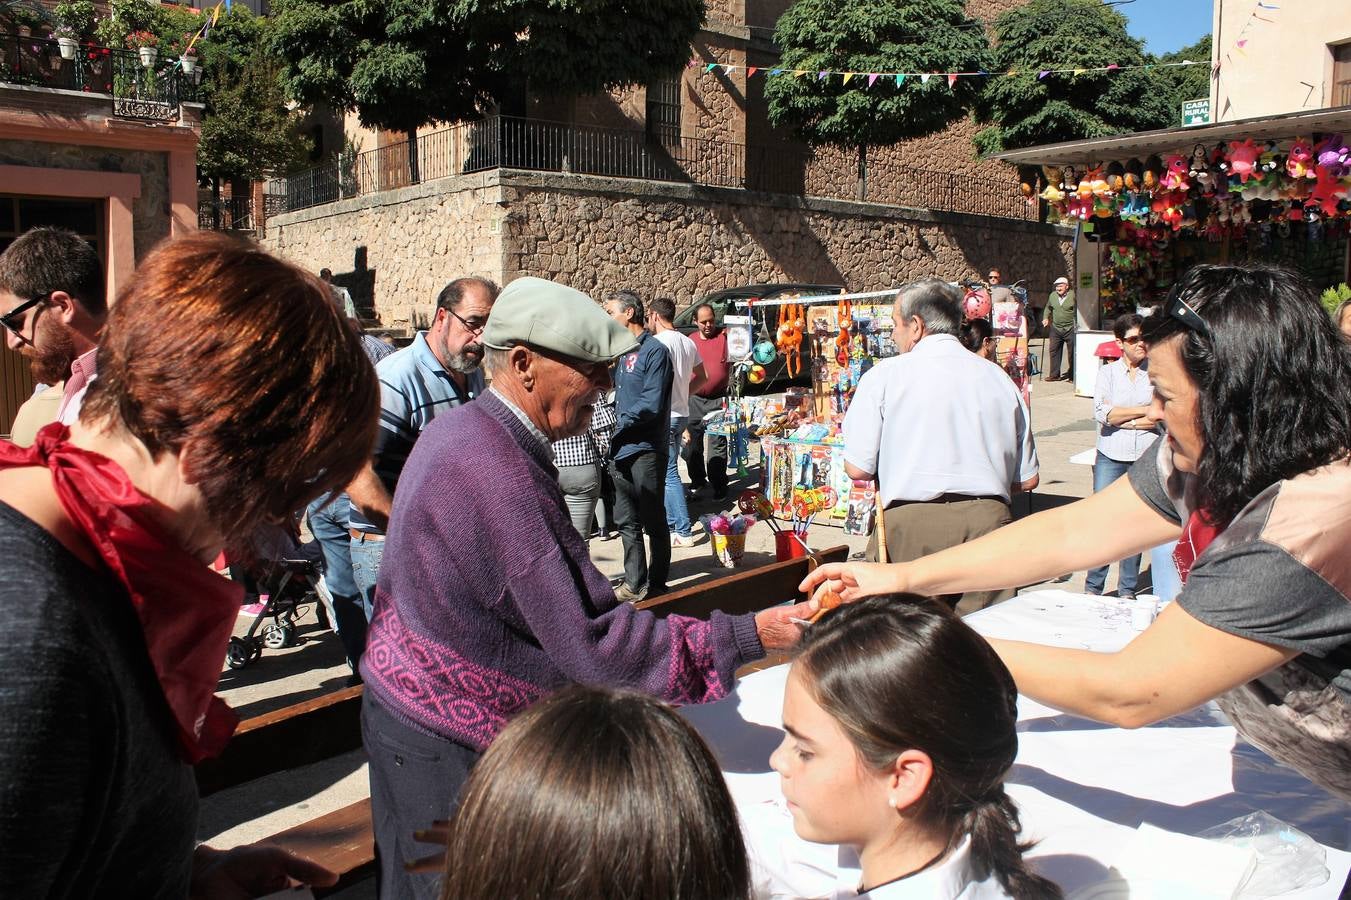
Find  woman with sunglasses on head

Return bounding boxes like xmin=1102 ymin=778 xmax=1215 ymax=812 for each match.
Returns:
xmin=771 ymin=597 xmax=1061 ymax=899
xmin=803 ymin=264 xmax=1351 ymax=803
xmin=0 ymin=232 xmax=379 ymax=897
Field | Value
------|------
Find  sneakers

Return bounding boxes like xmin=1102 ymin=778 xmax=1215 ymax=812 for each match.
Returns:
xmin=1117 ymin=590 xmax=1137 ymax=602
xmin=615 ymin=583 xmax=647 ymax=603
xmin=671 ymin=533 xmax=700 ymax=548
xmin=239 ymin=597 xmax=270 ymax=617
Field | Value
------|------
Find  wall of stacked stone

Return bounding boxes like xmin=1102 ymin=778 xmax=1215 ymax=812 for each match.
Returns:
xmin=0 ymin=139 xmax=170 ymax=259
xmin=263 ymin=174 xmax=506 ymax=331
xmin=498 ymin=171 xmax=1072 ymax=302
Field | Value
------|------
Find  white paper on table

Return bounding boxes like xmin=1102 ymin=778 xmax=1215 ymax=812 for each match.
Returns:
xmin=1112 ymin=823 xmax=1256 ymax=899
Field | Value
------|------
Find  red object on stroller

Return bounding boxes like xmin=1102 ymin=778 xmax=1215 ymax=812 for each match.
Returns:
xmin=222 ymin=525 xmax=333 ymax=670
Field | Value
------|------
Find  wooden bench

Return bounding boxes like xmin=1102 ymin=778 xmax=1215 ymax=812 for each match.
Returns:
xmin=199 ymin=545 xmax=848 ymax=894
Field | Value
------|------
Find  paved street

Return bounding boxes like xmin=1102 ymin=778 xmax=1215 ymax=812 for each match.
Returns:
xmin=201 ymin=361 xmax=1149 ymax=881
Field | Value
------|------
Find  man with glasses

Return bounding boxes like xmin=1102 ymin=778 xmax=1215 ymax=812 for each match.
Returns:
xmin=0 ymin=228 xmax=106 ymax=441
xmin=344 ymin=276 xmax=499 ymax=659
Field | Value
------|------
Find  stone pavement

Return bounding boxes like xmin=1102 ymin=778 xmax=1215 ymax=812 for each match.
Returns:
xmin=200 ymin=367 xmax=1157 ymax=877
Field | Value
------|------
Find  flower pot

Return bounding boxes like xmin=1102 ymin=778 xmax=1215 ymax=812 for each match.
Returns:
xmin=57 ymin=37 xmax=77 ymax=60
xmin=138 ymin=46 xmax=157 ymax=68
xmin=180 ymin=55 xmax=195 ymax=74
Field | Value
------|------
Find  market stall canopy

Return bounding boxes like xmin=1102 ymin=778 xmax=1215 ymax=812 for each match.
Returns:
xmin=991 ymin=105 xmax=1351 ymax=167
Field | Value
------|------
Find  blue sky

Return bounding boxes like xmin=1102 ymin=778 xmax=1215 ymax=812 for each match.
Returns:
xmin=1119 ymin=0 xmax=1214 ymax=54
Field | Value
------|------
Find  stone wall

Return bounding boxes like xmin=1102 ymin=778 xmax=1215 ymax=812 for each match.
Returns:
xmin=0 ymin=139 xmax=170 ymax=258
xmin=264 ymin=173 xmax=506 ymax=331
xmin=265 ymin=169 xmax=1072 ymax=326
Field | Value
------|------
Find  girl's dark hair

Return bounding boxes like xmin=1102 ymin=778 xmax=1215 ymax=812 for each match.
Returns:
xmin=440 ymin=686 xmax=751 ymax=900
xmin=960 ymin=317 xmax=994 ymax=353
xmin=1112 ymin=313 xmax=1143 ymax=340
xmin=1142 ymin=264 xmax=1351 ymax=525
xmin=795 ymin=597 xmax=1061 ymax=900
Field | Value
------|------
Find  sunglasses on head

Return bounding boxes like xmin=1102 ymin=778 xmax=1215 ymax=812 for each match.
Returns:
xmin=1166 ymin=291 xmax=1211 ymax=339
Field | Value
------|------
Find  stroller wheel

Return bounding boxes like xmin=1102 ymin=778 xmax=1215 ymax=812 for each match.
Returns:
xmin=262 ymin=620 xmax=296 ymax=650
xmin=226 ymin=637 xmax=254 ymax=669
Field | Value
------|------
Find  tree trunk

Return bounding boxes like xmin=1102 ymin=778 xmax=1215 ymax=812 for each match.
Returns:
xmin=406 ymin=128 xmax=421 ymax=185
xmin=856 ymin=144 xmax=867 ymax=202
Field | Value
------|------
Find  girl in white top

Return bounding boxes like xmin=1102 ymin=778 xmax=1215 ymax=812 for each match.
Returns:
xmin=770 ymin=598 xmax=1061 ymax=900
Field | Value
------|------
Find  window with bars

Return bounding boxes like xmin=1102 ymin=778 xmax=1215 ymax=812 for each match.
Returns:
xmin=1333 ymin=42 xmax=1351 ymax=108
xmin=646 ymin=76 xmax=682 ymax=147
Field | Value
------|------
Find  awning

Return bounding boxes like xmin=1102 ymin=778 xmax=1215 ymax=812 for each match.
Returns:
xmin=991 ymin=105 xmax=1351 ymax=167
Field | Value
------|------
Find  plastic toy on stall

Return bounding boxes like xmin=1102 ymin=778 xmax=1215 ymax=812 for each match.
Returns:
xmin=775 ymin=301 xmax=804 ymax=377
xmin=835 ymin=296 xmax=852 ymax=365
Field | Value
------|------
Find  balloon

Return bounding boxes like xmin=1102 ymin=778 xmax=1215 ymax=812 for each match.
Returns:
xmin=748 ymin=364 xmax=767 ymax=384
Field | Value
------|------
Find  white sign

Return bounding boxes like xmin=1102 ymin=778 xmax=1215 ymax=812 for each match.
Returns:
xmin=1182 ymin=98 xmax=1210 ymax=127
xmin=724 ymin=315 xmax=752 ymax=360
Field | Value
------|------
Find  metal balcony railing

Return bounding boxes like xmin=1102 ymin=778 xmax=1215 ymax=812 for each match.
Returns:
xmin=0 ymin=31 xmax=200 ymax=120
xmin=269 ymin=115 xmax=1033 ymax=221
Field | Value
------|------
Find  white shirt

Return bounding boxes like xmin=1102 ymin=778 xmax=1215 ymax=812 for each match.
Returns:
xmin=842 ymin=334 xmax=1038 ymax=507
xmin=1093 ymin=358 xmax=1160 ymax=463
xmin=836 ymin=836 xmax=1011 ymax=900
xmin=653 ymin=328 xmax=701 ymax=419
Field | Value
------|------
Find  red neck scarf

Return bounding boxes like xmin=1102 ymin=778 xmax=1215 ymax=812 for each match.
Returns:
xmin=1 ymin=423 xmax=240 ymax=762
xmin=1172 ymin=510 xmax=1226 ymax=585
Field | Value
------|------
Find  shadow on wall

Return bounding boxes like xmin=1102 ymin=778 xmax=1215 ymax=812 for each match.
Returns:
xmin=329 ymin=246 xmax=377 ymax=321
xmin=939 ymin=220 xmax=1071 ymax=304
xmin=716 ymin=203 xmax=847 ymax=288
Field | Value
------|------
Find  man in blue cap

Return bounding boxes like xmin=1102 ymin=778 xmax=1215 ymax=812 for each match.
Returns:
xmin=358 ymin=276 xmax=820 ymax=900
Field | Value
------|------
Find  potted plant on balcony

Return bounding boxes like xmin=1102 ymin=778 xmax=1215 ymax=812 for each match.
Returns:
xmin=179 ymin=42 xmax=197 ymax=75
xmin=126 ymin=29 xmax=157 ymax=67
xmin=52 ymin=24 xmax=78 ymax=59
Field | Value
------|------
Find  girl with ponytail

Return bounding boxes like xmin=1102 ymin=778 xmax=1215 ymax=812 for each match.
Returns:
xmin=769 ymin=597 xmax=1062 ymax=899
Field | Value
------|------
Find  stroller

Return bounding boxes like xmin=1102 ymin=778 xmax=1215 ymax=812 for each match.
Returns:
xmin=223 ymin=525 xmax=335 ymax=670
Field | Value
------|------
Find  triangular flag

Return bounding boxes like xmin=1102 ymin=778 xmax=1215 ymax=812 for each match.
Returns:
xmin=1037 ymin=70 xmax=1051 ymax=80
xmin=747 ymin=66 xmax=758 ymax=77
xmin=818 ymin=70 xmax=828 ymax=80
xmin=867 ymin=73 xmax=879 ymax=87
xmin=705 ymin=63 xmax=717 ymax=72
xmin=722 ymin=64 xmax=736 ymax=71
xmin=794 ymin=70 xmax=807 ymax=77
xmin=920 ymin=73 xmax=931 ymax=84
xmin=948 ymin=73 xmax=957 ymax=88
xmin=1072 ymin=68 xmax=1086 ymax=76
xmin=895 ymin=73 xmax=905 ymax=86
xmin=842 ymin=72 xmax=854 ymax=84
xmin=771 ymin=68 xmax=784 ymax=75
xmin=1237 ymin=39 xmax=1248 ymax=47
xmin=1106 ymin=63 xmax=1119 ymax=71
xmin=687 ymin=59 xmax=697 ymax=68
xmin=1257 ymin=2 xmax=1279 ymax=7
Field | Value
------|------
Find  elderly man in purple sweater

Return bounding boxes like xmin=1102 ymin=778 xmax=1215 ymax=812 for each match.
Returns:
xmin=358 ymin=276 xmax=820 ymax=900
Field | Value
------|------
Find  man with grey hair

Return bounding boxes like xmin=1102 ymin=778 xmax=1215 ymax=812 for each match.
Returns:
xmin=842 ymin=277 xmax=1039 ymax=615
xmin=346 ymin=275 xmax=500 ymax=639
xmin=358 ymin=276 xmax=822 ymax=899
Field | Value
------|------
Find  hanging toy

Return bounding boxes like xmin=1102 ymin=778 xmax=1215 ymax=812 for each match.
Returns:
xmin=835 ymin=295 xmax=852 ymax=366
xmin=1287 ymin=137 xmax=1316 ymax=179
xmin=1161 ymin=154 xmax=1190 ymax=191
xmin=1227 ymin=138 xmax=1260 ymax=184
xmin=1142 ymin=155 xmax=1163 ymax=191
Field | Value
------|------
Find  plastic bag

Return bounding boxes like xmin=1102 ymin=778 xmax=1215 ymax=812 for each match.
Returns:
xmin=1197 ymin=811 xmax=1329 ymax=898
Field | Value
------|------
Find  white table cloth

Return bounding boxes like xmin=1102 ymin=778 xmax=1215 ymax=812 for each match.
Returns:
xmin=683 ymin=590 xmax=1351 ymax=899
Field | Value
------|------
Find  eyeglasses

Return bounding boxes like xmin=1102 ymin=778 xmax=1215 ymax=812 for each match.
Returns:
xmin=0 ymin=294 xmax=50 ymax=337
xmin=1166 ymin=292 xmax=1211 ymax=339
xmin=445 ymin=307 xmax=487 ymax=335
xmin=1122 ymin=335 xmax=1144 ymax=345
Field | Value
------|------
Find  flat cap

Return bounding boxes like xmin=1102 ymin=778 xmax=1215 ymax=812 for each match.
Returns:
xmin=1053 ymin=276 xmax=1070 ymax=286
xmin=482 ymin=277 xmax=638 ymax=363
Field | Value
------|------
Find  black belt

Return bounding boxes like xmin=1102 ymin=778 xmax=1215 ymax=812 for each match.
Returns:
xmin=890 ymin=494 xmax=1006 ymax=507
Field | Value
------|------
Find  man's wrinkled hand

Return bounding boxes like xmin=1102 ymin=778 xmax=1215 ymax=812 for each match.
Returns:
xmin=190 ymin=844 xmax=337 ymax=900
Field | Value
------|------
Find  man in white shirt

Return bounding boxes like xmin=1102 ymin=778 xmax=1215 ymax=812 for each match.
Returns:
xmin=647 ymin=296 xmax=705 ymax=546
xmin=843 ymin=278 xmax=1039 ymax=614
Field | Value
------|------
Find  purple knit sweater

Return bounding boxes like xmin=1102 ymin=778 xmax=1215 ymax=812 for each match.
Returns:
xmin=360 ymin=391 xmax=766 ymax=750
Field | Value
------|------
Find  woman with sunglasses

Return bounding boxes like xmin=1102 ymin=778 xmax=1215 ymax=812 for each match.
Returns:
xmin=803 ymin=264 xmax=1351 ymax=803
xmin=1082 ymin=314 xmax=1157 ymax=600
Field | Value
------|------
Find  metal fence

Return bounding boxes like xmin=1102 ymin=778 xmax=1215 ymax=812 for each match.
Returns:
xmin=270 ymin=114 xmax=1032 ymax=221
xmin=0 ymin=31 xmax=199 ymax=120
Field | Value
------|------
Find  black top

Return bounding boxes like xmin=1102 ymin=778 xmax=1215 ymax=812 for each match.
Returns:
xmin=0 ymin=501 xmax=197 ymax=898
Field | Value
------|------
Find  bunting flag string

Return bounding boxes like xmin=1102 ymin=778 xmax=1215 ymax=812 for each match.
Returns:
xmin=691 ymin=57 xmax=1207 ymax=88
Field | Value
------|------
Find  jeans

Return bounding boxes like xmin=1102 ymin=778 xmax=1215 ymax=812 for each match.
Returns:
xmin=611 ymin=450 xmax=670 ymax=593
xmin=557 ymin=462 xmax=602 ymax=544
xmin=306 ymin=492 xmax=369 ymax=671
xmin=664 ymin=416 xmax=692 ymax=537
xmin=1149 ymin=539 xmax=1182 ymax=601
xmin=1085 ymin=452 xmax=1141 ymax=595
xmin=685 ymin=394 xmax=728 ymax=495
xmin=349 ymin=533 xmax=385 ymax=622
xmin=1046 ymin=326 xmax=1074 ymax=380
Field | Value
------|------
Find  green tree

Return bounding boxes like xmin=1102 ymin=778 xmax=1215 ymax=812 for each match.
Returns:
xmin=764 ymin=0 xmax=992 ymax=200
xmin=1150 ymin=34 xmax=1212 ymax=127
xmin=973 ymin=0 xmax=1173 ymax=155
xmin=269 ymin=0 xmax=704 ymax=183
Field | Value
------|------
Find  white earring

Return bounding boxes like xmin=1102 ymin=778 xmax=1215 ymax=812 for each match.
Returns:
xmin=888 ymin=797 xmax=897 ymax=809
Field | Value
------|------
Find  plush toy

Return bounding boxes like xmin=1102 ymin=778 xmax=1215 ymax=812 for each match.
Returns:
xmin=1287 ymin=137 xmax=1316 ymax=179
xmin=1123 ymin=158 xmax=1143 ymax=191
xmin=1086 ymin=166 xmax=1111 ymax=198
xmin=1231 ymin=198 xmax=1251 ymax=228
xmin=1315 ymin=134 xmax=1351 ymax=177
xmin=1227 ymin=139 xmax=1260 ymax=183
xmin=1142 ymin=155 xmax=1163 ymax=191
xmin=1307 ymin=165 xmax=1347 ymax=217
xmin=1203 ymin=211 xmax=1223 ymax=242
xmin=1039 ymin=166 xmax=1065 ymax=204
xmin=1061 ymin=165 xmax=1079 ymax=195
xmin=1162 ymin=154 xmax=1190 ymax=191
xmin=1105 ymin=161 xmax=1126 ymax=193
xmin=1018 ymin=166 xmax=1041 ymax=205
